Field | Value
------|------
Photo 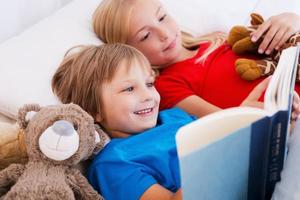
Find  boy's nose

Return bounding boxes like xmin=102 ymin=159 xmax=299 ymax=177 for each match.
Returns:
xmin=140 ymin=88 xmax=153 ymax=102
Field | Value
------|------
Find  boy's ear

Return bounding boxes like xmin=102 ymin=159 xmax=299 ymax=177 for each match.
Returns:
xmin=93 ymin=124 xmax=111 ymax=156
xmin=95 ymin=113 xmax=103 ymax=123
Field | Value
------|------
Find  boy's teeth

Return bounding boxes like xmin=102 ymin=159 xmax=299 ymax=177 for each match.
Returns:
xmin=135 ymin=108 xmax=152 ymax=114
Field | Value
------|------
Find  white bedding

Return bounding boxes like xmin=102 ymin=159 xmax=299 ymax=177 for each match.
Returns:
xmin=0 ymin=0 xmax=300 ymax=198
xmin=0 ymin=0 xmax=73 ymax=43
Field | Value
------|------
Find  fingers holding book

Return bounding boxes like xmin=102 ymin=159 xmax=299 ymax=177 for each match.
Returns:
xmin=290 ymin=91 xmax=300 ymax=133
xmin=240 ymin=76 xmax=272 ymax=108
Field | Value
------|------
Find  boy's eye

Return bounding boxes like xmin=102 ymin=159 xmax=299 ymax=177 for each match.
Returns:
xmin=141 ymin=33 xmax=150 ymax=41
xmin=123 ymin=87 xmax=134 ymax=92
xmin=159 ymin=14 xmax=167 ymax=22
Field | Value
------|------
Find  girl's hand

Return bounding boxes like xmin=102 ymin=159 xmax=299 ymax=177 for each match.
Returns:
xmin=251 ymin=12 xmax=300 ymax=55
xmin=289 ymin=92 xmax=300 ymax=134
xmin=241 ymin=77 xmax=271 ymax=108
xmin=291 ymin=91 xmax=300 ymax=123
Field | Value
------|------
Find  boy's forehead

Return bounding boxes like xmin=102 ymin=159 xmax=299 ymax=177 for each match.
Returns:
xmin=122 ymin=58 xmax=152 ymax=74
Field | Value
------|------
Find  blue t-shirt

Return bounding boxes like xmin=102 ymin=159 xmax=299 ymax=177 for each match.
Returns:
xmin=88 ymin=108 xmax=196 ymax=200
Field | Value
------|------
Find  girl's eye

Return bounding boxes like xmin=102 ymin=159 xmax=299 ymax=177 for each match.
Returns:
xmin=123 ymin=87 xmax=134 ymax=92
xmin=146 ymin=82 xmax=154 ymax=87
xmin=159 ymin=14 xmax=167 ymax=22
xmin=141 ymin=33 xmax=150 ymax=41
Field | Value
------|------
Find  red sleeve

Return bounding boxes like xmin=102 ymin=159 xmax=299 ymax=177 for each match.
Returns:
xmin=155 ymin=74 xmax=195 ymax=110
xmin=155 ymin=43 xmax=211 ymax=110
xmin=155 ymin=76 xmax=194 ymax=110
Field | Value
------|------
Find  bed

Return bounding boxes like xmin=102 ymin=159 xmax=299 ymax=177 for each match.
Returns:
xmin=0 ymin=0 xmax=299 ymax=199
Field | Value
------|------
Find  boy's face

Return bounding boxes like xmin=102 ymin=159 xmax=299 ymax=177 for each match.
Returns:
xmin=126 ymin=0 xmax=182 ymax=67
xmin=99 ymin=59 xmax=160 ymax=138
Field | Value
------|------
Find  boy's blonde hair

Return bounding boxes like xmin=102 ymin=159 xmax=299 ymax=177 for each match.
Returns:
xmin=52 ymin=43 xmax=151 ymax=120
xmin=93 ymin=0 xmax=226 ymax=63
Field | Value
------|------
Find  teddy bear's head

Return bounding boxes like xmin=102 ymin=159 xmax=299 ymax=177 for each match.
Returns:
xmin=227 ymin=13 xmax=265 ymax=55
xmin=17 ymin=103 xmax=107 ymax=166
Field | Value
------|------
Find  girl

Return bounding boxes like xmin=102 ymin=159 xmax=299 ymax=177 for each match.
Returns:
xmin=51 ymin=43 xmax=275 ymax=200
xmin=92 ymin=0 xmax=300 ymax=118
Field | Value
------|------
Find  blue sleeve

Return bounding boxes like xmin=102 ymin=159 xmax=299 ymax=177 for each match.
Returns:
xmin=88 ymin=160 xmax=157 ymax=200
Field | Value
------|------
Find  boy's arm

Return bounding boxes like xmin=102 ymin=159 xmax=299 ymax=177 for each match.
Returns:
xmin=140 ymin=184 xmax=182 ymax=200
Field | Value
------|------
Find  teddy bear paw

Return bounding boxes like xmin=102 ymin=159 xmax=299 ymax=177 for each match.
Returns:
xmin=235 ymin=59 xmax=262 ymax=81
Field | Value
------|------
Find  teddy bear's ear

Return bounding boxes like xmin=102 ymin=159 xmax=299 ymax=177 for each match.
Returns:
xmin=17 ymin=104 xmax=41 ymax=129
xmin=250 ymin=13 xmax=264 ymax=25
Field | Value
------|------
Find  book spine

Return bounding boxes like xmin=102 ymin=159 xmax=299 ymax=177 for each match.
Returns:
xmin=247 ymin=111 xmax=288 ymax=200
xmin=264 ymin=111 xmax=288 ymax=200
xmin=247 ymin=116 xmax=271 ymax=200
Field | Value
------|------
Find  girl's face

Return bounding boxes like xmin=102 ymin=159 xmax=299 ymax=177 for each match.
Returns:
xmin=126 ymin=0 xmax=182 ymax=66
xmin=99 ymin=59 xmax=160 ymax=138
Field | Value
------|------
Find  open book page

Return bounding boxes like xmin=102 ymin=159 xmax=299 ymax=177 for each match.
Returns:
xmin=176 ymin=107 xmax=267 ymax=157
xmin=264 ymin=45 xmax=300 ymax=112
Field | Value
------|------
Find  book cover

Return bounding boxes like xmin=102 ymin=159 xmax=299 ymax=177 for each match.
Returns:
xmin=176 ymin=45 xmax=300 ymax=200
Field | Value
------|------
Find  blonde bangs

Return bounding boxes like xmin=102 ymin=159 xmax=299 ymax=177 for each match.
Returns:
xmin=93 ymin=0 xmax=136 ymax=44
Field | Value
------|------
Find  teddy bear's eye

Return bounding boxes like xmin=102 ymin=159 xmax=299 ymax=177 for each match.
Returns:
xmin=73 ymin=124 xmax=78 ymax=131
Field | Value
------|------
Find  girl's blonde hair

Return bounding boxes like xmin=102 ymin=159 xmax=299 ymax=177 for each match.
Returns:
xmin=52 ymin=43 xmax=151 ymax=120
xmin=93 ymin=0 xmax=226 ymax=64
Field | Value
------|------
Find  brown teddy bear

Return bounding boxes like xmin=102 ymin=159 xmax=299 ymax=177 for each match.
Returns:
xmin=227 ymin=13 xmax=300 ymax=81
xmin=0 ymin=103 xmax=109 ymax=200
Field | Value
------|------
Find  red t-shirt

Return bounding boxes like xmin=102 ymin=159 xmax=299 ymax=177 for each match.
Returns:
xmin=155 ymin=42 xmax=300 ymax=110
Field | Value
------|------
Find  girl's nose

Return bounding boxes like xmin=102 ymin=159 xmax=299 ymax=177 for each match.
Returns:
xmin=158 ymin=27 xmax=169 ymax=41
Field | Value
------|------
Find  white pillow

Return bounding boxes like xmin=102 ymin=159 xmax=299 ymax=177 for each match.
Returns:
xmin=0 ymin=0 xmax=73 ymax=43
xmin=0 ymin=0 xmax=102 ymax=119
xmin=0 ymin=0 xmax=299 ymax=119
xmin=162 ymin=0 xmax=300 ymax=36
xmin=161 ymin=0 xmax=260 ymax=36
xmin=254 ymin=0 xmax=300 ymax=19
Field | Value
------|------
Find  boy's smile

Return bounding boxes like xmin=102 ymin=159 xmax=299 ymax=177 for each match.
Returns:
xmin=134 ymin=107 xmax=155 ymax=116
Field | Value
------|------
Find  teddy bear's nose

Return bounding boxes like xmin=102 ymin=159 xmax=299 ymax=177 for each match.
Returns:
xmin=39 ymin=119 xmax=79 ymax=161
xmin=52 ymin=120 xmax=74 ymax=136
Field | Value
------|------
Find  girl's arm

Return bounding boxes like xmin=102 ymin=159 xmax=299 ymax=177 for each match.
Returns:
xmin=175 ymin=95 xmax=221 ymax=118
xmin=176 ymin=77 xmax=271 ymax=118
xmin=140 ymin=184 xmax=182 ymax=200
xmin=251 ymin=12 xmax=300 ymax=55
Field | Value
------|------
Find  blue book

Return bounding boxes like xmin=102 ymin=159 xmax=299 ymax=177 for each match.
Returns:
xmin=176 ymin=45 xmax=300 ymax=200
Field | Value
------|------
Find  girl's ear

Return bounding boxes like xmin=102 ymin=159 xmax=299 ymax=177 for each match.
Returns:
xmin=17 ymin=104 xmax=41 ymax=129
